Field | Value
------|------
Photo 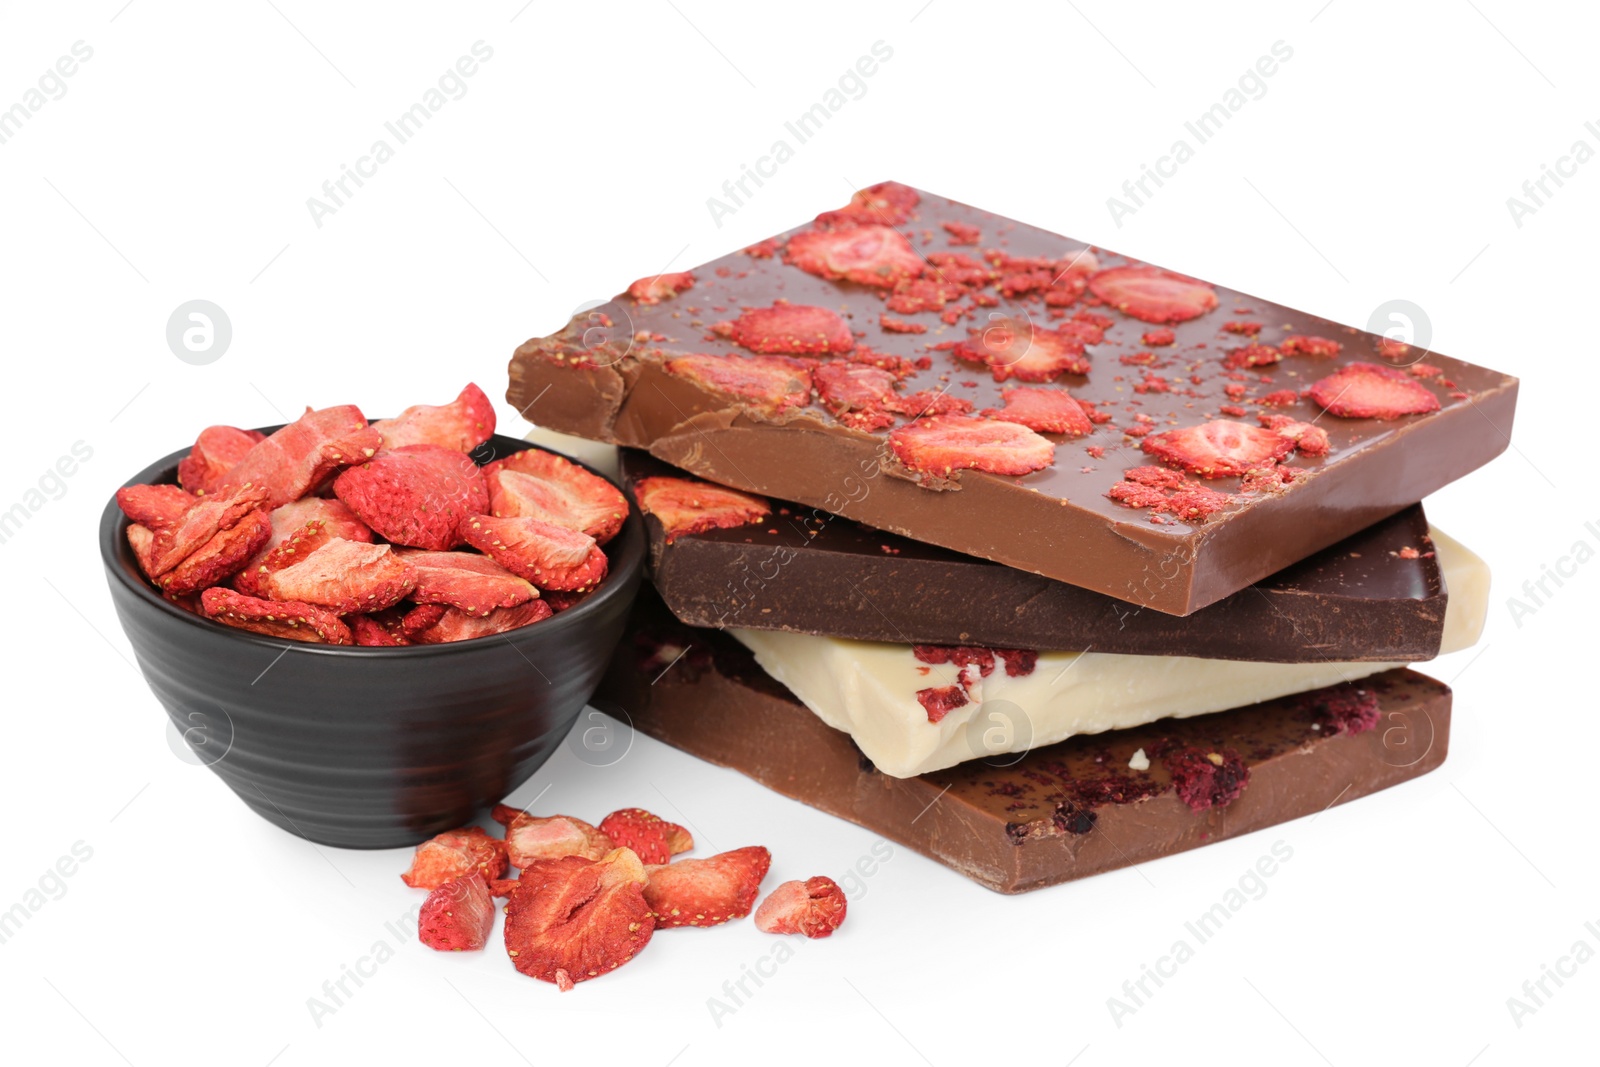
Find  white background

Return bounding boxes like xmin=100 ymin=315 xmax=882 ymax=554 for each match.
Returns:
xmin=1 ymin=1 xmax=1595 ymax=1064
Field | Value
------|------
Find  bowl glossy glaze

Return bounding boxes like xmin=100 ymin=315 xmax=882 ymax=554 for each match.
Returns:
xmin=100 ymin=432 xmax=643 ymax=849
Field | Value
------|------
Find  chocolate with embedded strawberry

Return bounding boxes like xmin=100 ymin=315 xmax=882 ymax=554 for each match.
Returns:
xmin=506 ymin=181 xmax=1518 ymax=614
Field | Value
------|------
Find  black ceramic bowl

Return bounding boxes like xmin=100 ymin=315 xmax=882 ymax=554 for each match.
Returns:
xmin=100 ymin=431 xmax=643 ymax=849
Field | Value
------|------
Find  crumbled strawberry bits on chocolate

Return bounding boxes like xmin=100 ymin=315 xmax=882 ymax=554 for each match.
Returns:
xmin=627 ymin=271 xmax=696 ymax=304
xmin=1161 ymin=746 xmax=1249 ymax=812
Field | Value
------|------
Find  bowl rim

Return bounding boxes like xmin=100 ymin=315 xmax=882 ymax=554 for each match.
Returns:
xmin=99 ymin=427 xmax=644 ymax=658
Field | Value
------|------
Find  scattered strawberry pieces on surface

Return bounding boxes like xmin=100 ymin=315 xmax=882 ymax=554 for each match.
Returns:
xmin=715 ymin=303 xmax=855 ymax=355
xmin=369 ymin=384 xmax=496 ymax=454
xmin=504 ymin=849 xmax=655 ymax=991
xmin=333 ymin=444 xmax=488 ymax=551
xmin=1258 ymin=414 xmax=1330 ymax=456
xmin=1088 ymin=265 xmax=1218 ymax=324
xmin=627 ymin=271 xmax=697 ymax=304
xmin=461 ymin=515 xmax=609 ymax=592
xmin=1308 ymin=362 xmax=1442 ymax=420
xmin=401 ymin=826 xmax=510 ymax=889
xmin=643 ymin=846 xmax=770 ymax=929
xmin=664 ymin=353 xmax=815 ymax=414
xmin=419 ymin=874 xmax=495 ymax=952
xmin=485 ymin=449 xmax=628 ymax=544
xmin=1141 ymin=328 xmax=1176 ymax=346
xmin=177 ymin=426 xmax=266 ymax=495
xmin=1223 ymin=343 xmax=1282 ymax=370
xmin=199 ymin=587 xmax=354 ymax=644
xmin=955 ymin=321 xmax=1092 ymax=383
xmin=784 ymin=224 xmax=924 ymax=288
xmin=1280 ymin=334 xmax=1342 ymax=358
xmin=599 ymin=808 xmax=693 ymax=866
xmin=888 ymin=415 xmax=1055 ymax=479
xmin=398 ymin=550 xmax=536 ymax=616
xmin=633 ymin=476 xmax=769 ymax=541
xmin=1140 ymin=420 xmax=1295 ymax=479
xmin=941 ymin=220 xmax=980 ymax=245
xmin=815 ymin=181 xmax=920 ymax=228
xmin=754 ymin=876 xmax=848 ymax=939
xmin=497 ymin=812 xmax=615 ymax=868
xmin=981 ymin=386 xmax=1094 ymax=437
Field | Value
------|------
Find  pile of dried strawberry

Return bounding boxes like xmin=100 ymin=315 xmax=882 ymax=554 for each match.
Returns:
xmin=400 ymin=805 xmax=847 ymax=989
xmin=115 ymin=383 xmax=626 ymax=645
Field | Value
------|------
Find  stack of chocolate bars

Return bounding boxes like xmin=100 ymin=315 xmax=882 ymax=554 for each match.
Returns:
xmin=507 ymin=182 xmax=1517 ymax=893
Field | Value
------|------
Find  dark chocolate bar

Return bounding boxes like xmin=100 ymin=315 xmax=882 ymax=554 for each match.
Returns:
xmin=508 ymin=182 xmax=1517 ymax=615
xmin=598 ymin=591 xmax=1452 ymax=893
xmin=620 ymin=450 xmax=1447 ymax=661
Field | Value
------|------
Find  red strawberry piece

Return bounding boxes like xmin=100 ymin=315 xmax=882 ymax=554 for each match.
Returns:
xmin=954 ymin=322 xmax=1092 ymax=383
xmin=502 ymin=813 xmax=616 ymax=869
xmin=815 ymin=181 xmax=920 ymax=227
xmin=1308 ymin=362 xmax=1441 ymax=420
xmin=1376 ymin=338 xmax=1410 ymax=360
xmin=1280 ymin=334 xmax=1342 ymax=358
xmin=199 ymin=587 xmax=353 ymax=645
xmin=217 ymin=405 xmax=383 ymax=509
xmin=1141 ymin=420 xmax=1295 ymax=479
xmin=125 ymin=524 xmax=158 ymax=579
xmin=715 ymin=303 xmax=855 ymax=356
xmin=598 ymin=808 xmax=693 ymax=866
xmin=504 ymin=849 xmax=655 ymax=990
xmin=352 ymin=612 xmax=410 ymax=646
xmin=1409 ymin=363 xmax=1443 ymax=379
xmin=157 ymin=508 xmax=272 ymax=596
xmin=813 ymin=362 xmax=897 ymax=432
xmin=632 ymin=477 xmax=769 ymax=542
xmin=460 ymin=514 xmax=608 ymax=592
xmin=1089 ymin=265 xmax=1218 ymax=324
xmin=257 ymin=538 xmax=415 ymax=614
xmin=884 ymin=391 xmax=973 ymax=419
xmin=370 ymin=383 xmax=496 ymax=454
xmin=488 ymin=877 xmax=521 ymax=897
xmin=743 ymin=239 xmax=778 ymax=259
xmin=1142 ymin=328 xmax=1176 ymax=346
xmin=627 ymin=271 xmax=696 ymax=304
xmin=886 ymin=278 xmax=969 ymax=314
xmin=117 ymin=484 xmax=198 ymax=528
xmin=234 ymin=516 xmax=337 ymax=597
xmin=942 ymin=220 xmax=980 ymax=245
xmin=1162 ymin=746 xmax=1249 ymax=812
xmin=981 ymin=386 xmax=1094 ymax=437
xmin=177 ymin=426 xmax=267 ymax=495
xmin=143 ymin=482 xmax=272 ymax=577
xmin=400 ymin=826 xmax=510 ymax=889
xmin=419 ymin=874 xmax=495 ymax=952
xmin=398 ymin=549 xmax=535 ymax=616
xmin=242 ymin=497 xmax=373 ymax=578
xmin=1223 ymin=320 xmax=1262 ymax=335
xmin=1223 ymin=343 xmax=1282 ymax=370
xmin=785 ymin=224 xmax=923 ymax=288
xmin=402 ymin=599 xmax=554 ymax=644
xmin=1254 ymin=412 xmax=1331 ymax=454
xmin=541 ymin=589 xmax=591 ymax=612
xmin=916 ymin=684 xmax=968 ymax=723
xmin=879 ymin=314 xmax=927 ymax=334
xmin=1124 ymin=465 xmax=1187 ymax=489
xmin=643 ymin=846 xmax=771 ymax=929
xmin=754 ymin=876 xmax=848 ymax=939
xmin=664 ymin=353 xmax=814 ymax=414
xmin=1139 ymin=422 xmax=1299 ymax=479
xmin=888 ymin=415 xmax=1055 ymax=479
xmin=483 ymin=449 xmax=628 ymax=544
xmin=1258 ymin=389 xmax=1298 ymax=407
xmin=333 ymin=444 xmax=488 ymax=550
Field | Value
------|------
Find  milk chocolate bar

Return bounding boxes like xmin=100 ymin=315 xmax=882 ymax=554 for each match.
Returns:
xmin=600 ymin=593 xmax=1452 ymax=893
xmin=621 ymin=450 xmax=1449 ymax=661
xmin=508 ymin=182 xmax=1517 ymax=615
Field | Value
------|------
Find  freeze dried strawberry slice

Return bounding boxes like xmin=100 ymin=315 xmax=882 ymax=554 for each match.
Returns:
xmin=1223 ymin=343 xmax=1282 ymax=370
xmin=370 ymin=383 xmax=496 ymax=453
xmin=402 ymin=599 xmax=554 ymax=644
xmin=333 ymin=444 xmax=488 ymax=550
xmin=158 ymin=508 xmax=272 ymax=596
xmin=419 ymin=874 xmax=495 ymax=952
xmin=598 ymin=808 xmax=693 ymax=866
xmin=199 ymin=587 xmax=353 ymax=645
xmin=1141 ymin=420 xmax=1295 ymax=478
xmin=352 ymin=612 xmax=410 ymax=646
xmin=233 ymin=516 xmax=337 ymax=597
xmin=1089 ymin=265 xmax=1218 ymax=324
xmin=504 ymin=849 xmax=654 ymax=990
xmin=627 ymin=271 xmax=696 ymax=304
xmin=1308 ymin=362 xmax=1442 ymax=420
xmin=258 ymin=538 xmax=415 ymax=614
xmin=785 ymin=224 xmax=923 ymax=288
xmin=241 ymin=498 xmax=373 ymax=579
xmin=177 ymin=426 xmax=266 ymax=495
xmin=643 ymin=846 xmax=771 ymax=929
xmin=889 ymin=416 xmax=1055 ymax=479
xmin=954 ymin=322 xmax=1092 ymax=383
xmin=398 ymin=550 xmax=535 ymax=616
xmin=117 ymin=484 xmax=198 ymax=528
xmin=1281 ymin=334 xmax=1342 ymax=358
xmin=125 ymin=525 xmax=158 ymax=579
xmin=633 ymin=477 xmax=769 ymax=542
xmin=754 ymin=876 xmax=848 ymax=939
xmin=664 ymin=353 xmax=814 ymax=415
xmin=1259 ymin=414 xmax=1330 ymax=456
xmin=715 ymin=303 xmax=855 ymax=355
xmin=501 ymin=813 xmax=615 ymax=868
xmin=981 ymin=386 xmax=1093 ymax=437
xmin=460 ymin=515 xmax=608 ymax=592
xmin=484 ymin=449 xmax=627 ymax=545
xmin=813 ymin=362 xmax=896 ymax=432
xmin=217 ymin=405 xmax=382 ymax=509
xmin=401 ymin=826 xmax=510 ymax=889
xmin=143 ymin=483 xmax=271 ymax=577
xmin=815 ymin=181 xmax=920 ymax=227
